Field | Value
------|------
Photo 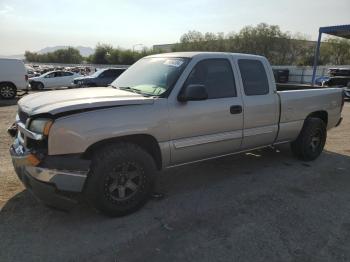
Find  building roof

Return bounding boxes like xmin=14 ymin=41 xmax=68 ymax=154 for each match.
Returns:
xmin=319 ymin=24 xmax=350 ymax=39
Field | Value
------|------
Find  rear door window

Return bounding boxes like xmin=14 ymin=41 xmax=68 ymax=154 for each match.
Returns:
xmin=238 ymin=59 xmax=269 ymax=96
xmin=63 ymin=72 xmax=73 ymax=76
xmin=101 ymin=69 xmax=121 ymax=78
xmin=109 ymin=69 xmax=124 ymax=77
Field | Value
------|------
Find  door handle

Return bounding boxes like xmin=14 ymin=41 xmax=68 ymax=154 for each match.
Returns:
xmin=230 ymin=105 xmax=242 ymax=114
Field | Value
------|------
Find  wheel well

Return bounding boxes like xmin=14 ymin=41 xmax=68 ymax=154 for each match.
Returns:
xmin=0 ymin=81 xmax=16 ymax=88
xmin=83 ymin=134 xmax=163 ymax=170
xmin=307 ymin=111 xmax=328 ymax=125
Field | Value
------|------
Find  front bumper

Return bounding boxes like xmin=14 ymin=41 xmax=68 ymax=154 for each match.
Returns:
xmin=336 ymin=117 xmax=343 ymax=127
xmin=9 ymin=138 xmax=89 ymax=210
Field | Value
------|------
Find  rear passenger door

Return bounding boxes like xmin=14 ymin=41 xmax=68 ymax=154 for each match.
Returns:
xmin=169 ymin=58 xmax=243 ymax=165
xmin=236 ymin=58 xmax=279 ymax=149
xmin=53 ymin=71 xmax=66 ymax=87
xmin=61 ymin=72 xmax=75 ymax=86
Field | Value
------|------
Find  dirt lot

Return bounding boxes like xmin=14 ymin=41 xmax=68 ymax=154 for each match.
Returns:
xmin=0 ymin=97 xmax=350 ymax=262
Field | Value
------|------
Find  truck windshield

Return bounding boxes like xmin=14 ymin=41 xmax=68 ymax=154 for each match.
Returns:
xmin=110 ymin=57 xmax=189 ymax=96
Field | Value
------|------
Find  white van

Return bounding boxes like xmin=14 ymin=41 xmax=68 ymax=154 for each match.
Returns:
xmin=0 ymin=58 xmax=29 ymax=99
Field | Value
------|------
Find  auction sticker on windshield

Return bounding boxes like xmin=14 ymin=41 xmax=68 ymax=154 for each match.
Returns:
xmin=164 ymin=59 xmax=184 ymax=67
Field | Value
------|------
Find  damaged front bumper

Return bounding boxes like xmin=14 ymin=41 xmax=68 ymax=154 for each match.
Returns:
xmin=9 ymin=136 xmax=90 ymax=210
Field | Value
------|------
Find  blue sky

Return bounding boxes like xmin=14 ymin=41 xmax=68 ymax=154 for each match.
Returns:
xmin=0 ymin=0 xmax=349 ymax=55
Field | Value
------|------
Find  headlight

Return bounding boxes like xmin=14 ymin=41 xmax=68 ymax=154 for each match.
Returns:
xmin=29 ymin=118 xmax=53 ymax=135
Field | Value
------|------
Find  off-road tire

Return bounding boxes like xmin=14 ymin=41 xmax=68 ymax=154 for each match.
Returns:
xmin=291 ymin=118 xmax=327 ymax=161
xmin=85 ymin=142 xmax=156 ymax=217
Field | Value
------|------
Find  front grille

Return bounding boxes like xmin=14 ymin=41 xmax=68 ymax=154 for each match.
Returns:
xmin=18 ymin=109 xmax=29 ymax=124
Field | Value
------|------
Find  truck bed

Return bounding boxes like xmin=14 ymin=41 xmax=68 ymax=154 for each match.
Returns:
xmin=276 ymin=83 xmax=325 ymax=91
xmin=275 ymin=87 xmax=343 ymax=143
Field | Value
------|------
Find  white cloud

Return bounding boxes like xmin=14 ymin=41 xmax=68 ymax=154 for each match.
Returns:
xmin=0 ymin=4 xmax=14 ymax=15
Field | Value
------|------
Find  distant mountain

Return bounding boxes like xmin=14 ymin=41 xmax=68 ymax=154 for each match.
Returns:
xmin=0 ymin=54 xmax=25 ymax=59
xmin=0 ymin=46 xmax=94 ymax=60
xmin=37 ymin=46 xmax=95 ymax=57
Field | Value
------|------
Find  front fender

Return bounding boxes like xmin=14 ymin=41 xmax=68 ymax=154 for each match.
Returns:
xmin=47 ymin=100 xmax=170 ymax=156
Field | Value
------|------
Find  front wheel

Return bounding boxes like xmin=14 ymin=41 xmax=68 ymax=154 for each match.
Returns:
xmin=291 ymin=118 xmax=327 ymax=161
xmin=36 ymin=82 xmax=44 ymax=90
xmin=85 ymin=143 xmax=156 ymax=217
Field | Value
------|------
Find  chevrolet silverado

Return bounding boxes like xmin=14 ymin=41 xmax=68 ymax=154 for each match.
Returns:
xmin=8 ymin=52 xmax=344 ymax=216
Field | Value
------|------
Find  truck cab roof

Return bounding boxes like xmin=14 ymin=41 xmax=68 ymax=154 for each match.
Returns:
xmin=146 ymin=51 xmax=265 ymax=60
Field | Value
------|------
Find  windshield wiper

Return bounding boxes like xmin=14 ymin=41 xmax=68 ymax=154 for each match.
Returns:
xmin=118 ymin=86 xmax=148 ymax=96
xmin=119 ymin=86 xmax=138 ymax=93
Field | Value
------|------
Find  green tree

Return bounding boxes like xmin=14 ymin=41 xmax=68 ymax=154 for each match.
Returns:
xmin=88 ymin=44 xmax=158 ymax=65
xmin=90 ymin=44 xmax=113 ymax=64
xmin=321 ymin=37 xmax=350 ymax=65
xmin=172 ymin=23 xmax=347 ymax=66
xmin=24 ymin=47 xmax=83 ymax=63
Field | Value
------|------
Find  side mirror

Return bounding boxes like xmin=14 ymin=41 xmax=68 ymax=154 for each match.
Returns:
xmin=178 ymin=84 xmax=208 ymax=102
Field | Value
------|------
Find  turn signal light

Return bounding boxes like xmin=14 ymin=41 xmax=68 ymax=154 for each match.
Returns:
xmin=43 ymin=121 xmax=53 ymax=136
xmin=27 ymin=154 xmax=40 ymax=166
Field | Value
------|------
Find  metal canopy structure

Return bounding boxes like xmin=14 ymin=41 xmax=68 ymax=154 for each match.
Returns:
xmin=311 ymin=24 xmax=350 ymax=85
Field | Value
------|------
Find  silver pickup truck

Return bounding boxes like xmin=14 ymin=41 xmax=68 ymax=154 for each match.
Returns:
xmin=8 ymin=52 xmax=344 ymax=216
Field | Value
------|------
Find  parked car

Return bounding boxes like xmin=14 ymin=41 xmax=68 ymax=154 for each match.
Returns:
xmin=324 ymin=76 xmax=350 ymax=88
xmin=72 ymin=68 xmax=126 ymax=87
xmin=0 ymin=58 xmax=29 ymax=99
xmin=329 ymin=68 xmax=350 ymax=77
xmin=8 ymin=52 xmax=344 ymax=216
xmin=27 ymin=69 xmax=38 ymax=78
xmin=29 ymin=71 xmax=81 ymax=90
xmin=343 ymin=83 xmax=350 ymax=99
xmin=322 ymin=67 xmax=350 ymax=90
xmin=315 ymin=76 xmax=330 ymax=86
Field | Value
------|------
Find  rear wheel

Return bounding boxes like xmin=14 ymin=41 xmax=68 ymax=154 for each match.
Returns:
xmin=0 ymin=83 xmax=16 ymax=99
xmin=85 ymin=142 xmax=156 ymax=217
xmin=291 ymin=118 xmax=327 ymax=161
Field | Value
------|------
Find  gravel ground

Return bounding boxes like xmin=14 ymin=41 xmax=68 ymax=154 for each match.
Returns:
xmin=0 ymin=97 xmax=349 ymax=262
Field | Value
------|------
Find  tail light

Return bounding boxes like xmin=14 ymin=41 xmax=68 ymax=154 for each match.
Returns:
xmin=25 ymin=75 xmax=28 ymax=81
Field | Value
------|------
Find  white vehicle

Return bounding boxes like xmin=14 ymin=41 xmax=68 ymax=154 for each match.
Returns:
xmin=29 ymin=71 xmax=80 ymax=90
xmin=0 ymin=58 xmax=29 ymax=99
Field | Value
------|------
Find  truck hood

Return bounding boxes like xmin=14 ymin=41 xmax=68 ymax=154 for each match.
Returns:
xmin=18 ymin=87 xmax=154 ymax=115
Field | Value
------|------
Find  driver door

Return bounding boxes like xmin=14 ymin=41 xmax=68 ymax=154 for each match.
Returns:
xmin=168 ymin=58 xmax=243 ymax=165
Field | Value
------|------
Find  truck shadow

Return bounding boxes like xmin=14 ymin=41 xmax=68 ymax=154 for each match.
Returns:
xmin=1 ymin=145 xmax=350 ymax=261
xmin=0 ymin=98 xmax=19 ymax=107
